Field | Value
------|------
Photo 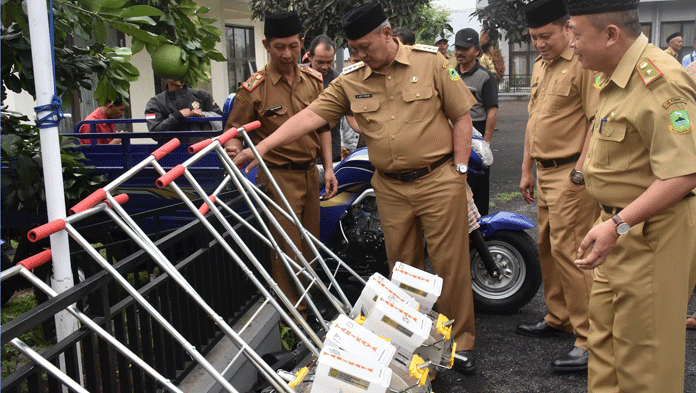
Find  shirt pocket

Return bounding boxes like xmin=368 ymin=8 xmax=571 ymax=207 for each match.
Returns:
xmin=547 ymin=82 xmax=572 ymax=112
xmin=262 ymin=105 xmax=288 ymax=120
xmin=595 ymin=121 xmax=629 ymax=170
xmin=351 ymin=98 xmax=382 ymax=133
xmin=402 ymin=87 xmax=434 ymax=123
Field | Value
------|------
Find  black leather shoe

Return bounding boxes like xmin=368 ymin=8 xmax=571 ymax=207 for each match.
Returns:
xmin=551 ymin=346 xmax=588 ymax=372
xmin=452 ymin=350 xmax=476 ymax=372
xmin=516 ymin=320 xmax=572 ymax=338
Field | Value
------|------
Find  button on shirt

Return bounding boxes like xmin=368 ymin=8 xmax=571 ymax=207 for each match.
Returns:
xmin=226 ymin=63 xmax=326 ymax=166
xmin=528 ymin=46 xmax=598 ymax=160
xmin=308 ymin=40 xmax=476 ymax=172
xmin=584 ymin=34 xmax=696 ymax=207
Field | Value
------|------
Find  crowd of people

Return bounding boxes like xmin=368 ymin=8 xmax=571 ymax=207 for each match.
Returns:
xmin=76 ymin=0 xmax=696 ymax=391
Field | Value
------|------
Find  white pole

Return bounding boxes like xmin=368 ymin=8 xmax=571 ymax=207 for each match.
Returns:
xmin=25 ymin=0 xmax=81 ymax=388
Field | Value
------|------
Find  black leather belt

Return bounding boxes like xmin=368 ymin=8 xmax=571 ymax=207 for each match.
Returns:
xmin=382 ymin=155 xmax=451 ymax=182
xmin=267 ymin=161 xmax=314 ymax=171
xmin=538 ymin=153 xmax=581 ymax=168
xmin=602 ymin=193 xmax=694 ymax=214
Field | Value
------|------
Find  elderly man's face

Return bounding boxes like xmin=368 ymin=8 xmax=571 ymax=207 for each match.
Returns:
xmin=348 ymin=26 xmax=393 ymax=71
xmin=670 ymin=36 xmax=683 ymax=51
xmin=264 ymin=34 xmax=304 ymax=73
xmin=309 ymin=44 xmax=335 ymax=76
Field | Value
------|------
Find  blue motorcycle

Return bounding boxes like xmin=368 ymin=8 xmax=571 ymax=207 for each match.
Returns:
xmin=318 ymin=145 xmax=542 ymax=313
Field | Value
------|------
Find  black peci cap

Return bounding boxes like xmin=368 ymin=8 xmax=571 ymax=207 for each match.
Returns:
xmin=524 ymin=0 xmax=568 ymax=28
xmin=454 ymin=28 xmax=479 ymax=48
xmin=666 ymin=32 xmax=682 ymax=44
xmin=264 ymin=11 xmax=302 ymax=39
xmin=342 ymin=2 xmax=388 ymax=41
xmin=563 ymin=0 xmax=639 ymax=16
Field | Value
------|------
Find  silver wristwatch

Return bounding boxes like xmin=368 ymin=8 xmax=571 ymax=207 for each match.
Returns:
xmin=611 ymin=214 xmax=630 ymax=235
xmin=454 ymin=163 xmax=468 ymax=175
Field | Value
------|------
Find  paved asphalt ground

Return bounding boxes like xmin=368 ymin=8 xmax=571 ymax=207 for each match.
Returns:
xmin=430 ymin=99 xmax=696 ymax=393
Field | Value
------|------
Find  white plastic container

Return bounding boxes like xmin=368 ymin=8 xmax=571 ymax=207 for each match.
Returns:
xmin=312 ymin=345 xmax=392 ymax=393
xmin=362 ymin=293 xmax=432 ymax=354
xmin=390 ymin=262 xmax=443 ymax=312
xmin=350 ymin=273 xmax=420 ymax=318
xmin=324 ymin=315 xmax=396 ymax=367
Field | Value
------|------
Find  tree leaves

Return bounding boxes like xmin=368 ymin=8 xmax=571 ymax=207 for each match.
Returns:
xmin=472 ymin=0 xmax=530 ymax=44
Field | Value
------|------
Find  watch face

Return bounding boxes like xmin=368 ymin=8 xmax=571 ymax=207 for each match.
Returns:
xmin=617 ymin=223 xmax=630 ymax=235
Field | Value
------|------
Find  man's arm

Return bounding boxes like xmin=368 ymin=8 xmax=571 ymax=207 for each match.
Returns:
xmin=480 ymin=71 xmax=499 ymax=143
xmin=519 ymin=122 xmax=535 ymax=203
xmin=575 ymin=173 xmax=696 ymax=269
xmin=145 ymin=97 xmax=192 ymax=132
xmin=484 ymin=107 xmax=498 ymax=143
xmin=570 ymin=124 xmax=593 ymax=190
xmin=318 ymin=131 xmax=338 ymax=198
xmin=452 ymin=111 xmax=473 ymax=165
xmin=232 ymin=108 xmax=329 ymax=170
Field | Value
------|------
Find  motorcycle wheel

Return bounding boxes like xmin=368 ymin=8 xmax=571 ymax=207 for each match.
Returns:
xmin=470 ymin=230 xmax=541 ymax=313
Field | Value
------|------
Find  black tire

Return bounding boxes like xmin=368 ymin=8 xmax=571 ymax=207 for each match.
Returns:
xmin=470 ymin=230 xmax=541 ymax=313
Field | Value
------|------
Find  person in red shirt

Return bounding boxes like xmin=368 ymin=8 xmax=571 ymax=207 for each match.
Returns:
xmin=79 ymin=98 xmax=127 ymax=145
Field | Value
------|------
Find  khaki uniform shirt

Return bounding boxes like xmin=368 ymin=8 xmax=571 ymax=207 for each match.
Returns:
xmin=528 ymin=46 xmax=598 ymax=160
xmin=308 ymin=40 xmax=476 ymax=172
xmin=665 ymin=46 xmax=679 ymax=61
xmin=584 ymin=34 xmax=696 ymax=207
xmin=480 ymin=53 xmax=496 ymax=74
xmin=225 ymin=63 xmax=326 ymax=166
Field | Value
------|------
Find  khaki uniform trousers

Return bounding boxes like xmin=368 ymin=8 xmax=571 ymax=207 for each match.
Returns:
xmin=372 ymin=161 xmax=475 ymax=350
xmin=536 ymin=162 xmax=597 ymax=349
xmin=258 ymin=166 xmax=320 ymax=312
xmin=588 ymin=196 xmax=696 ymax=393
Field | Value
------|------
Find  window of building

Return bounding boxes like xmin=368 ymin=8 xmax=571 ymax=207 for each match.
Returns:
xmin=509 ymin=41 xmax=536 ymax=76
xmin=226 ymin=25 xmax=256 ymax=93
xmin=661 ymin=21 xmax=694 ymax=61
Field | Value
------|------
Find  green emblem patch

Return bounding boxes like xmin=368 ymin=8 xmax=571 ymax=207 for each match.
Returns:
xmin=448 ymin=66 xmax=460 ymax=81
xmin=669 ymin=109 xmax=692 ymax=134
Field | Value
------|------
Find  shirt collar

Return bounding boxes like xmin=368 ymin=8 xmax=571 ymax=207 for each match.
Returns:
xmin=608 ymin=33 xmax=648 ymax=89
xmin=268 ymin=62 xmax=303 ymax=85
xmin=363 ymin=39 xmax=409 ymax=80
xmin=456 ymin=61 xmax=481 ymax=76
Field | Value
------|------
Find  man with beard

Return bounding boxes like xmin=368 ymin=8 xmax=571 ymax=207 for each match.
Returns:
xmin=454 ymin=28 xmax=498 ymax=216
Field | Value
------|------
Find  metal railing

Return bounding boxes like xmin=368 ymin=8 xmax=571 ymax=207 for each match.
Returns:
xmin=1 ymin=194 xmax=266 ymax=393
xmin=498 ymin=74 xmax=533 ymax=93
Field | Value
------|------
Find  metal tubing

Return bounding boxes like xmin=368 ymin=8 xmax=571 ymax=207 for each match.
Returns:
xmin=61 ymin=222 xmax=239 ymax=393
xmin=16 ymin=267 xmax=183 ymax=393
xmin=10 ymin=338 xmax=89 ymax=393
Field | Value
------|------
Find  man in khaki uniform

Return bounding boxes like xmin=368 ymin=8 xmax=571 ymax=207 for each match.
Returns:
xmin=567 ymin=0 xmax=696 ymax=391
xmin=224 ymin=11 xmax=337 ymax=314
xmin=516 ymin=0 xmax=598 ymax=372
xmin=233 ymin=2 xmax=480 ymax=372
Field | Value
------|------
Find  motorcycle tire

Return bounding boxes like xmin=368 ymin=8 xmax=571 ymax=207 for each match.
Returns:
xmin=470 ymin=230 xmax=541 ymax=313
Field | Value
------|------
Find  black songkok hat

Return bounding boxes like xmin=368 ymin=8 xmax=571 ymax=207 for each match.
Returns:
xmin=342 ymin=2 xmax=388 ymax=41
xmin=666 ymin=32 xmax=682 ymax=44
xmin=563 ymin=0 xmax=639 ymax=16
xmin=524 ymin=0 xmax=568 ymax=28
xmin=264 ymin=11 xmax=302 ymax=39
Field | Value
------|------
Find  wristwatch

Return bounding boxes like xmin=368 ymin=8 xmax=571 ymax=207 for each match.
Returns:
xmin=454 ymin=163 xmax=468 ymax=175
xmin=570 ymin=168 xmax=585 ymax=185
xmin=611 ymin=214 xmax=630 ymax=235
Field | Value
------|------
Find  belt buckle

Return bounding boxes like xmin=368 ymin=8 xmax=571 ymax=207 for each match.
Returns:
xmin=398 ymin=171 xmax=419 ymax=182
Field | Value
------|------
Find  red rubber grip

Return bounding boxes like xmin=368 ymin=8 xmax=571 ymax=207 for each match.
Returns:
xmin=199 ymin=195 xmax=217 ymax=215
xmin=156 ymin=164 xmax=185 ymax=189
xmin=18 ymin=249 xmax=53 ymax=270
xmin=107 ymin=194 xmax=129 ymax=208
xmin=216 ymin=127 xmax=239 ymax=147
xmin=69 ymin=189 xmax=107 ymax=215
xmin=28 ymin=219 xmax=66 ymax=242
xmin=188 ymin=139 xmax=213 ymax=154
xmin=151 ymin=139 xmax=181 ymax=161
xmin=240 ymin=120 xmax=261 ymax=133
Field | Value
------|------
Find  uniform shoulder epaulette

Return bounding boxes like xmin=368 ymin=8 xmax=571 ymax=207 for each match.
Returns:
xmin=636 ymin=58 xmax=663 ymax=86
xmin=343 ymin=61 xmax=366 ymax=75
xmin=303 ymin=66 xmax=324 ymax=82
xmin=242 ymin=72 xmax=265 ymax=91
xmin=412 ymin=44 xmax=438 ymax=54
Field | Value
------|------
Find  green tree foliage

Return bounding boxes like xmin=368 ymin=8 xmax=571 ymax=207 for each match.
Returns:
xmin=413 ymin=4 xmax=452 ymax=45
xmin=472 ymin=0 xmax=529 ymax=45
xmin=249 ymin=0 xmax=451 ymax=49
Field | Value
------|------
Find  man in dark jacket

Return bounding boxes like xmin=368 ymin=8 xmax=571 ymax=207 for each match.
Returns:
xmin=144 ymin=78 xmax=222 ymax=142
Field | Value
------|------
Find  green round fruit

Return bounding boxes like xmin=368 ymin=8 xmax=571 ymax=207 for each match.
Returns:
xmin=151 ymin=44 xmax=189 ymax=78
